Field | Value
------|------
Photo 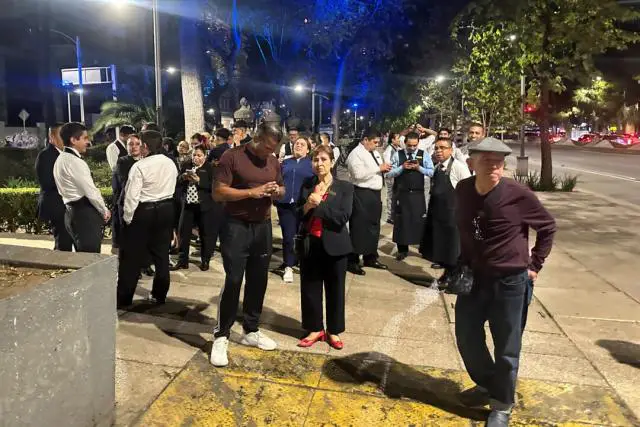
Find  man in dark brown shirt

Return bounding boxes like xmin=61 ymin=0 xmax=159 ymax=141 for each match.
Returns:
xmin=454 ymin=137 xmax=556 ymax=427
xmin=209 ymin=123 xmax=285 ymax=367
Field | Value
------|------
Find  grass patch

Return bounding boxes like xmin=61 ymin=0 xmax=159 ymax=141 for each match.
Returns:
xmin=513 ymin=171 xmax=578 ymax=192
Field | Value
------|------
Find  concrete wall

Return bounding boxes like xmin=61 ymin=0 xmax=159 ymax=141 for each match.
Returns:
xmin=0 ymin=245 xmax=117 ymax=427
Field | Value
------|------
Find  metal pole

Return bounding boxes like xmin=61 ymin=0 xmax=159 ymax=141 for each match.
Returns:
xmin=76 ymin=36 xmax=85 ymax=124
xmin=67 ymin=91 xmax=71 ymax=121
xmin=111 ymin=64 xmax=120 ymax=141
xmin=319 ymin=99 xmax=322 ymax=128
xmin=152 ymin=0 xmax=163 ymax=129
xmin=520 ymin=74 xmax=526 ymax=157
xmin=354 ymin=108 xmax=357 ymax=134
xmin=311 ymin=84 xmax=316 ymax=132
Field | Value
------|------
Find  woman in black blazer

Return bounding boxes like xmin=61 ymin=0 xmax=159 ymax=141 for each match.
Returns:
xmin=173 ymin=146 xmax=216 ymax=271
xmin=296 ymin=145 xmax=354 ymax=350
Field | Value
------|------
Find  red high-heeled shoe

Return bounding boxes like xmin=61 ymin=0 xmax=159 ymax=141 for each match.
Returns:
xmin=327 ymin=335 xmax=344 ymax=350
xmin=297 ymin=331 xmax=326 ymax=348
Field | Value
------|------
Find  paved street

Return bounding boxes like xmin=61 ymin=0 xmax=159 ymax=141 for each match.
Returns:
xmin=1 ymin=189 xmax=639 ymax=426
xmin=506 ymin=144 xmax=640 ymax=206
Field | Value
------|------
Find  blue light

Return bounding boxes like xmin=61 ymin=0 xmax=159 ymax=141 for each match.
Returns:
xmin=353 ymin=103 xmax=359 ymax=108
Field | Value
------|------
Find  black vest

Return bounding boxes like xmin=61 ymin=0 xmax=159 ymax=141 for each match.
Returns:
xmin=116 ymin=140 xmax=128 ymax=158
xmin=285 ymin=142 xmax=292 ymax=156
xmin=394 ymin=149 xmax=425 ymax=192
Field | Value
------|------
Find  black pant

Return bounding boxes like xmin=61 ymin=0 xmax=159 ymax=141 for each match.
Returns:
xmin=178 ymin=203 xmax=215 ymax=264
xmin=51 ymin=214 xmax=73 ymax=251
xmin=454 ymin=270 xmax=530 ymax=407
xmin=111 ymin=203 xmax=121 ymax=248
xmin=64 ymin=199 xmax=103 ymax=253
xmin=117 ymin=200 xmax=174 ymax=305
xmin=348 ymin=252 xmax=378 ymax=265
xmin=397 ymin=244 xmax=408 ymax=254
xmin=214 ymin=218 xmax=272 ymax=338
xmin=300 ymin=236 xmax=347 ymax=334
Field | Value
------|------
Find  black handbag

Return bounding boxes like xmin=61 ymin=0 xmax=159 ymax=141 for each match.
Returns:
xmin=442 ymin=264 xmax=474 ymax=295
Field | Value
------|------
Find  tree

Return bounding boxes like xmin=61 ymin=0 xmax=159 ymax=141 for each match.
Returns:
xmin=573 ymin=79 xmax=624 ymax=132
xmin=180 ymin=3 xmax=206 ymax=139
xmin=455 ymin=0 xmax=640 ymax=188
xmin=91 ymin=102 xmax=155 ymax=136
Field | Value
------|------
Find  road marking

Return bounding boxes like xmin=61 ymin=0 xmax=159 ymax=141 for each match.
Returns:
xmin=524 ymin=159 xmax=640 ymax=183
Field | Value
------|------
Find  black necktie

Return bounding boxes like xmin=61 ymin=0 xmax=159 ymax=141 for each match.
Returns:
xmin=370 ymin=151 xmax=380 ymax=165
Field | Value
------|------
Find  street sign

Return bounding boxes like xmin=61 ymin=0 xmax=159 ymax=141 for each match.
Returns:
xmin=18 ymin=109 xmax=29 ymax=130
xmin=61 ymin=67 xmax=114 ymax=86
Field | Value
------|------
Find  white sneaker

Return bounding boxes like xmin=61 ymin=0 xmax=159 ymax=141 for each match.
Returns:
xmin=209 ymin=337 xmax=229 ymax=367
xmin=283 ymin=267 xmax=294 ymax=283
xmin=240 ymin=330 xmax=277 ymax=351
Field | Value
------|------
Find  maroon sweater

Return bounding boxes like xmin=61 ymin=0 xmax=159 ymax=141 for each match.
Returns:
xmin=455 ymin=177 xmax=556 ymax=276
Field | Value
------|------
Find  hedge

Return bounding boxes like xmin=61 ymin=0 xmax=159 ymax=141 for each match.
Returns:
xmin=0 ymin=188 xmax=113 ymax=234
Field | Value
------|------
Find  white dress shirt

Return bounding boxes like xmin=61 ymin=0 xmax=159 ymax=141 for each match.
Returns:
xmin=123 ymin=154 xmax=178 ymax=224
xmin=53 ymin=147 xmax=108 ymax=216
xmin=437 ymin=156 xmax=472 ymax=188
xmin=346 ymin=143 xmax=384 ymax=190
xmin=106 ymin=139 xmax=127 ymax=170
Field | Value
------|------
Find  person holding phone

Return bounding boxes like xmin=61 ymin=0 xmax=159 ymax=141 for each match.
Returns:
xmin=386 ymin=131 xmax=434 ymax=261
xmin=173 ymin=146 xmax=216 ymax=271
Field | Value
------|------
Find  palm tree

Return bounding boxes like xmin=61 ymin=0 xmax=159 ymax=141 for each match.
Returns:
xmin=91 ymin=101 xmax=156 ymax=136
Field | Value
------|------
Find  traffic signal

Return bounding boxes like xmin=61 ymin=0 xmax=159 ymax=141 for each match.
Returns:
xmin=524 ymin=104 xmax=537 ymax=113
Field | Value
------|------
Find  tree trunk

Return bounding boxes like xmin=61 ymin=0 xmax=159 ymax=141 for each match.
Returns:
xmin=539 ymin=80 xmax=553 ymax=189
xmin=331 ymin=54 xmax=350 ymax=143
xmin=180 ymin=17 xmax=205 ymax=139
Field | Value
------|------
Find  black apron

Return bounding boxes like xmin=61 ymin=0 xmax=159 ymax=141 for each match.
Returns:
xmin=420 ymin=157 xmax=460 ymax=266
xmin=392 ymin=150 xmax=426 ymax=245
xmin=350 ymin=187 xmax=382 ymax=255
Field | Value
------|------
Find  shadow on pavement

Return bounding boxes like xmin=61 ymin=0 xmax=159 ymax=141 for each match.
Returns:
xmin=596 ymin=339 xmax=640 ymax=368
xmin=322 ymin=352 xmax=487 ymax=421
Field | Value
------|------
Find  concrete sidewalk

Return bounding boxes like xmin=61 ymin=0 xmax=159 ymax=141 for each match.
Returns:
xmin=2 ymin=189 xmax=639 ymax=426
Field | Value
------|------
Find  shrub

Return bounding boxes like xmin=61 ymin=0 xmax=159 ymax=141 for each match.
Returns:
xmin=560 ymin=174 xmax=579 ymax=192
xmin=0 ymin=188 xmax=113 ymax=234
xmin=4 ymin=177 xmax=39 ymax=188
xmin=86 ymin=159 xmax=113 ymax=188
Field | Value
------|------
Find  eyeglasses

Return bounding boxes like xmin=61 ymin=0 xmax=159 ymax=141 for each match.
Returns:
xmin=434 ymin=146 xmax=451 ymax=151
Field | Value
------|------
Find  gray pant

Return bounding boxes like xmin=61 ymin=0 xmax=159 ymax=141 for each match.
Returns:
xmin=385 ymin=176 xmax=394 ymax=222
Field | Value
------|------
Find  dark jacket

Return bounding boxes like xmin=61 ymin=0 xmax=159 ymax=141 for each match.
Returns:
xmin=276 ymin=157 xmax=314 ymax=206
xmin=112 ymin=155 xmax=138 ymax=209
xmin=178 ymin=161 xmax=215 ymax=212
xmin=206 ymin=143 xmax=232 ymax=164
xmin=297 ymin=177 xmax=354 ymax=257
xmin=35 ymin=144 xmax=65 ymax=222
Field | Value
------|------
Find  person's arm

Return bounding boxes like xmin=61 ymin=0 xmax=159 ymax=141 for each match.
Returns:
xmin=418 ymin=152 xmax=435 ymax=177
xmin=106 ymin=144 xmax=118 ymax=171
xmin=76 ymin=160 xmax=109 ymax=217
xmin=312 ymin=182 xmax=354 ymax=228
xmin=520 ymin=189 xmax=557 ymax=273
xmin=386 ymin=150 xmax=404 ymax=178
xmin=123 ymin=165 xmax=143 ymax=224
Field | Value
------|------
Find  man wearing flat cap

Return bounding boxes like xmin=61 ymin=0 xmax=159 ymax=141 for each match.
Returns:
xmin=453 ymin=137 xmax=556 ymax=427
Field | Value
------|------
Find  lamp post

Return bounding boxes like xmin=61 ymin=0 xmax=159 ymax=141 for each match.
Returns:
xmin=295 ymin=83 xmax=330 ymax=132
xmin=509 ymin=34 xmax=528 ymax=176
xmin=51 ymin=30 xmax=84 ymax=123
xmin=353 ymin=103 xmax=359 ymax=134
xmin=152 ymin=0 xmax=162 ymax=128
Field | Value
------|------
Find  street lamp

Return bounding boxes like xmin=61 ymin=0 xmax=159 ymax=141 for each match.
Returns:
xmin=508 ymin=34 xmax=528 ymax=176
xmin=166 ymin=66 xmax=178 ymax=75
xmin=51 ymin=29 xmax=85 ymax=123
xmin=207 ymin=108 xmax=215 ymax=115
xmin=353 ymin=103 xmax=359 ymax=134
xmin=435 ymin=75 xmax=446 ymax=83
xmin=293 ymin=83 xmax=330 ymax=132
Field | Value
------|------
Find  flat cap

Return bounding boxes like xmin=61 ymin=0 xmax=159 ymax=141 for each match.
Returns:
xmin=468 ymin=137 xmax=512 ymax=155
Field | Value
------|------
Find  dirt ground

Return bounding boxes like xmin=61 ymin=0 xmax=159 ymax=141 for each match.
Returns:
xmin=0 ymin=265 xmax=71 ymax=299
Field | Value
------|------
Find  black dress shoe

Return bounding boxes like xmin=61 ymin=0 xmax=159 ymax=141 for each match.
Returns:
xmin=363 ymin=260 xmax=388 ymax=270
xmin=486 ymin=410 xmax=510 ymax=427
xmin=431 ymin=263 xmax=443 ymax=269
xmin=117 ymin=300 xmax=133 ymax=310
xmin=347 ymin=264 xmax=366 ymax=276
xmin=147 ymin=294 xmax=166 ymax=304
xmin=142 ymin=266 xmax=155 ymax=276
xmin=170 ymin=262 xmax=189 ymax=271
xmin=395 ymin=252 xmax=408 ymax=261
xmin=200 ymin=260 xmax=210 ymax=271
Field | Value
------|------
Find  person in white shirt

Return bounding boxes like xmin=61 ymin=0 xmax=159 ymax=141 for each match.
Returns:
xmin=382 ymin=133 xmax=402 ymax=224
xmin=346 ymin=131 xmax=391 ymax=276
xmin=117 ymin=130 xmax=179 ymax=308
xmin=278 ymin=126 xmax=299 ymax=161
xmin=420 ymin=137 xmax=471 ymax=274
xmin=106 ymin=125 xmax=136 ymax=171
xmin=53 ymin=122 xmax=110 ymax=253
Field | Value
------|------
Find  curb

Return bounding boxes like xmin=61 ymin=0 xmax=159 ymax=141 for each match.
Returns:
xmin=505 ymin=142 xmax=640 ymax=156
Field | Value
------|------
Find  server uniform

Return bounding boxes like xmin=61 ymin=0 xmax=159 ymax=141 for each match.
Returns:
xmin=53 ymin=147 xmax=108 ymax=253
xmin=35 ymin=143 xmax=73 ymax=251
xmin=420 ymin=156 xmax=470 ymax=269
xmin=345 ymin=143 xmax=385 ymax=267
xmin=213 ymin=144 xmax=284 ymax=339
xmin=387 ymin=148 xmax=434 ymax=257
xmin=117 ymin=153 xmax=178 ymax=305
xmin=297 ymin=177 xmax=353 ymax=335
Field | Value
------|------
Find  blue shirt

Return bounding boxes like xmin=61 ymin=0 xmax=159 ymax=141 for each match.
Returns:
xmin=387 ymin=149 xmax=434 ymax=179
xmin=277 ymin=156 xmax=314 ymax=205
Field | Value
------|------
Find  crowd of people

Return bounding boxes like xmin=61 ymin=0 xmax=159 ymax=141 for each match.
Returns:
xmin=34 ymin=118 xmax=556 ymax=427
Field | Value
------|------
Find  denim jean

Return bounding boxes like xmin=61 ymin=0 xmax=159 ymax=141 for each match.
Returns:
xmin=276 ymin=204 xmax=300 ymax=267
xmin=454 ymin=270 xmax=532 ymax=407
